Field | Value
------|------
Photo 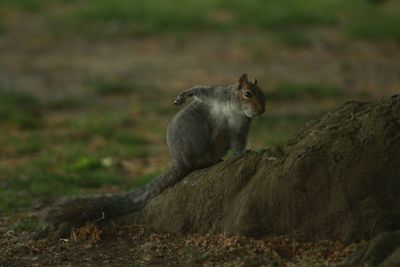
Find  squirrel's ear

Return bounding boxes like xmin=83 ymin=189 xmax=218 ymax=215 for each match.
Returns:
xmin=253 ymin=78 xmax=257 ymax=85
xmin=238 ymin=73 xmax=248 ymax=89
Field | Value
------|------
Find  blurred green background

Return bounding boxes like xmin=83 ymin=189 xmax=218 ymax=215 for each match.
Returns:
xmin=0 ymin=0 xmax=399 ymax=231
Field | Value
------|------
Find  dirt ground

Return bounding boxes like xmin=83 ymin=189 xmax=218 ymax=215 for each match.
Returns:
xmin=1 ymin=223 xmax=366 ymax=266
xmin=1 ymin=11 xmax=399 ymax=267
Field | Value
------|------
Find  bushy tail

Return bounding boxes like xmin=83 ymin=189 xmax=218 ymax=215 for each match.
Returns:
xmin=34 ymin=164 xmax=189 ymax=240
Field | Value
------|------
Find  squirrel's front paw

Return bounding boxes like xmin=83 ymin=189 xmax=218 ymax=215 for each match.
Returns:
xmin=174 ymin=91 xmax=194 ymax=105
xmin=174 ymin=94 xmax=186 ymax=105
xmin=174 ymin=91 xmax=189 ymax=105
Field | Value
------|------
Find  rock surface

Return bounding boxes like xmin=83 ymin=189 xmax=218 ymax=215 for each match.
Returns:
xmin=340 ymin=230 xmax=400 ymax=267
xmin=127 ymin=95 xmax=400 ymax=242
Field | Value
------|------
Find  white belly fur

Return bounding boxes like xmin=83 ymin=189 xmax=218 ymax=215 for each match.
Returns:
xmin=209 ymin=100 xmax=243 ymax=139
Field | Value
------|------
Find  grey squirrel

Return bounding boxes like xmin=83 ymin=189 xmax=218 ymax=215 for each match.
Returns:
xmin=34 ymin=73 xmax=266 ymax=240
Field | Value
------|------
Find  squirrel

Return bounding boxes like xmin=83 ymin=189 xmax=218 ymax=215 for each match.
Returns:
xmin=34 ymin=73 xmax=266 ymax=240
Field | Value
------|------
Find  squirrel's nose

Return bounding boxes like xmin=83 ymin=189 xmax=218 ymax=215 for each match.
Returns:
xmin=257 ymin=104 xmax=266 ymax=115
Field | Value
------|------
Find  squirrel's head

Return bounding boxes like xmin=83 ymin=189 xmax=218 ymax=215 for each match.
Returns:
xmin=237 ymin=73 xmax=266 ymax=118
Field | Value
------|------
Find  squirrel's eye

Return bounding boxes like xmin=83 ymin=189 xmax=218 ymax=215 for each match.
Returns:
xmin=244 ymin=91 xmax=252 ymax=98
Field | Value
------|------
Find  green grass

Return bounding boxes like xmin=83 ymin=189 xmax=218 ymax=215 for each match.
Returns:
xmin=348 ymin=13 xmax=400 ymax=42
xmin=64 ymin=0 xmax=370 ymax=34
xmin=0 ymin=90 xmax=40 ymax=110
xmin=57 ymin=113 xmax=150 ymax=159
xmin=11 ymin=216 xmax=39 ymax=231
xmin=0 ymin=90 xmax=43 ymax=129
xmin=222 ymin=0 xmax=348 ymax=28
xmin=66 ymin=114 xmax=144 ymax=140
xmin=0 ymin=17 xmax=6 ymax=35
xmin=0 ymin=155 xmax=156 ymax=216
xmin=68 ymin=156 xmax=105 ymax=171
xmin=2 ymin=0 xmax=399 ymax=41
xmin=70 ymin=0 xmax=222 ymax=35
xmin=44 ymin=97 xmax=84 ymax=110
xmin=0 ymin=166 xmax=156 ymax=215
xmin=89 ymin=79 xmax=137 ymax=95
xmin=0 ymin=167 xmax=79 ymax=214
xmin=58 ymin=0 xmax=361 ymax=35
xmin=11 ymin=133 xmax=43 ymax=155
xmin=87 ymin=79 xmax=165 ymax=100
xmin=0 ymin=91 xmax=160 ymax=217
xmin=0 ymin=131 xmax=43 ymax=156
xmin=66 ymin=113 xmax=135 ymax=137
xmin=275 ymin=30 xmax=316 ymax=47
xmin=268 ymin=83 xmax=344 ymax=100
xmin=131 ymin=173 xmax=159 ymax=189
xmin=0 ymin=0 xmax=55 ymax=11
xmin=343 ymin=1 xmax=400 ymax=42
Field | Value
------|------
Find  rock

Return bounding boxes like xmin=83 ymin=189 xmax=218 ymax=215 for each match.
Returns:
xmin=382 ymin=247 xmax=400 ymax=267
xmin=126 ymin=95 xmax=400 ymax=242
xmin=340 ymin=230 xmax=400 ymax=267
